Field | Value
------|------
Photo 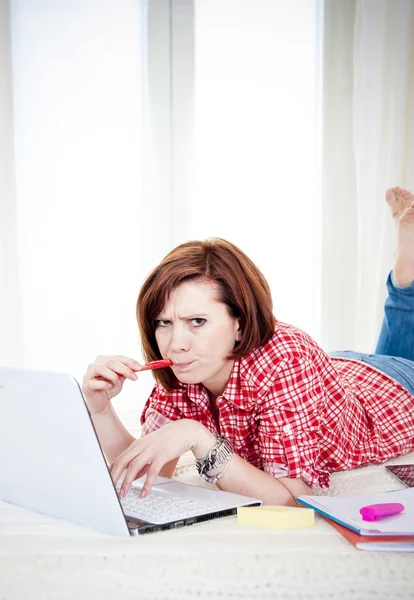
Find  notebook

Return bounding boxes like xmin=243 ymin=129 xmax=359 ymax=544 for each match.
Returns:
xmin=323 ymin=517 xmax=414 ymax=552
xmin=0 ymin=366 xmax=261 ymax=536
xmin=297 ymin=488 xmax=414 ymax=536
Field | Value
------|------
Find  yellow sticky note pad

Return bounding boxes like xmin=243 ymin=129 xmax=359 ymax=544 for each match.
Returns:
xmin=237 ymin=505 xmax=315 ymax=530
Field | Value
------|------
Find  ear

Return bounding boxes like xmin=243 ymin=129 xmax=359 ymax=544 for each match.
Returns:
xmin=235 ymin=320 xmax=242 ymax=342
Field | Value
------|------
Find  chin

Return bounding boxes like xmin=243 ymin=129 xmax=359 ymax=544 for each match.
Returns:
xmin=175 ymin=373 xmax=203 ymax=385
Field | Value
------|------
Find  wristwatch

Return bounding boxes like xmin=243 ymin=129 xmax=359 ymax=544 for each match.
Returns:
xmin=195 ymin=435 xmax=234 ymax=477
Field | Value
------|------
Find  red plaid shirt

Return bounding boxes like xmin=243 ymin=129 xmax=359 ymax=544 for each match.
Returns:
xmin=140 ymin=322 xmax=414 ymax=488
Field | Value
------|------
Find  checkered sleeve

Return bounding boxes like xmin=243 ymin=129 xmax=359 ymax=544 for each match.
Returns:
xmin=258 ymin=358 xmax=330 ymax=488
xmin=140 ymin=384 xmax=184 ymax=436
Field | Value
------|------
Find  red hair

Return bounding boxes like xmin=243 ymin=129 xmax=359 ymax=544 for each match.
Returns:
xmin=137 ymin=238 xmax=275 ymax=391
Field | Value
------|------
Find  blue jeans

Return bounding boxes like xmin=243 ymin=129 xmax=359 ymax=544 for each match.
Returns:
xmin=330 ymin=272 xmax=414 ymax=396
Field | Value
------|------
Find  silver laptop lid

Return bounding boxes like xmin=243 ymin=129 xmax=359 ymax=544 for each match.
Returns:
xmin=0 ymin=367 xmax=130 ymax=537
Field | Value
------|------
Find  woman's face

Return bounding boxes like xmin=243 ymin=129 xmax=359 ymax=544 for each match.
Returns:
xmin=154 ymin=280 xmax=241 ymax=397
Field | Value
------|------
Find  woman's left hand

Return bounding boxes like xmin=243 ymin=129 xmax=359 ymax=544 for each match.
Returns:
xmin=109 ymin=419 xmax=205 ymax=498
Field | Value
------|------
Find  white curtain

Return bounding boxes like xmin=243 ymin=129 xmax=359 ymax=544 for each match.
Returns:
xmin=192 ymin=0 xmax=323 ymax=342
xmin=0 ymin=0 xmax=23 ymax=367
xmin=4 ymin=0 xmax=156 ymax=424
xmin=323 ymin=0 xmax=414 ymax=353
xmin=1 ymin=0 xmax=322 ymax=400
xmin=5 ymin=0 xmax=413 ymax=402
xmin=147 ymin=0 xmax=323 ymax=342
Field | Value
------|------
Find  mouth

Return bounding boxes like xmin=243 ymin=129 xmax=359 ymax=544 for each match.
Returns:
xmin=172 ymin=361 xmax=194 ymax=370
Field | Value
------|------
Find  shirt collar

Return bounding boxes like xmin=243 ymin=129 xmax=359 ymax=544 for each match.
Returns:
xmin=182 ymin=358 xmax=257 ymax=411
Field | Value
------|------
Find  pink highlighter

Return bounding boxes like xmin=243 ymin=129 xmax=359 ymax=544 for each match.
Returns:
xmin=359 ymin=502 xmax=405 ymax=521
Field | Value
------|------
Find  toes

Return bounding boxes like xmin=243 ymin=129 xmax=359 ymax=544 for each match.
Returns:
xmin=399 ymin=188 xmax=414 ymax=203
xmin=386 ymin=188 xmax=397 ymax=205
xmin=399 ymin=204 xmax=414 ymax=223
xmin=386 ymin=186 xmax=414 ymax=219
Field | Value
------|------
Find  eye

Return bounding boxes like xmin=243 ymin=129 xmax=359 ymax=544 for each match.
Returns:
xmin=155 ymin=320 xmax=171 ymax=328
xmin=190 ymin=318 xmax=206 ymax=327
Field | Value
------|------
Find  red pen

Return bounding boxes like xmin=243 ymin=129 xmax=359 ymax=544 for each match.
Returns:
xmin=138 ymin=359 xmax=173 ymax=372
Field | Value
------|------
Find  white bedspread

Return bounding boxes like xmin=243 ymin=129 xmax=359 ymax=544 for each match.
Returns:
xmin=1 ymin=450 xmax=414 ymax=600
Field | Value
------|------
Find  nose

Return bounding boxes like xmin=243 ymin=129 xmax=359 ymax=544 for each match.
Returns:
xmin=169 ymin=323 xmax=191 ymax=354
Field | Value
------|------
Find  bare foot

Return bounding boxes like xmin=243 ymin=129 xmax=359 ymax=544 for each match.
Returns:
xmin=386 ymin=186 xmax=414 ymax=220
xmin=393 ymin=202 xmax=414 ymax=286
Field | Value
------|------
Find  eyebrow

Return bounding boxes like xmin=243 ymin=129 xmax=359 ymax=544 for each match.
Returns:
xmin=157 ymin=313 xmax=209 ymax=320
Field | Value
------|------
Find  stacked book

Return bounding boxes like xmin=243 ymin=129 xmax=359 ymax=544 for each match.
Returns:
xmin=297 ymin=487 xmax=414 ymax=552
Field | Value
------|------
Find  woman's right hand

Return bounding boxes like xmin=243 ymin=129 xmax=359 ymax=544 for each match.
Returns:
xmin=82 ymin=355 xmax=141 ymax=414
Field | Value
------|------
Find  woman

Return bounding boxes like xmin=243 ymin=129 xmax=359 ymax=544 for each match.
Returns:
xmin=82 ymin=187 xmax=414 ymax=507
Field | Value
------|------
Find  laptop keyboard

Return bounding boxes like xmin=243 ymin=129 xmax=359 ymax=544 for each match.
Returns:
xmin=119 ymin=486 xmax=217 ymax=524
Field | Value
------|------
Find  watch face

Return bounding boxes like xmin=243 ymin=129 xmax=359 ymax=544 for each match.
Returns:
xmin=386 ymin=464 xmax=414 ymax=487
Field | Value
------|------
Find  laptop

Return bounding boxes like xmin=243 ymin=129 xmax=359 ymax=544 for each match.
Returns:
xmin=386 ymin=464 xmax=414 ymax=488
xmin=0 ymin=366 xmax=261 ymax=536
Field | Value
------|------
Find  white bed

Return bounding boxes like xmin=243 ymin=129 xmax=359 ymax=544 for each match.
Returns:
xmin=1 ymin=444 xmax=414 ymax=600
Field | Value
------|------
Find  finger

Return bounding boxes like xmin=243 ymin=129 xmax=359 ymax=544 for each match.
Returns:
xmin=141 ymin=463 xmax=163 ymax=498
xmin=119 ymin=455 xmax=152 ymax=497
xmin=106 ymin=359 xmax=139 ymax=381
xmin=114 ymin=356 xmax=143 ymax=372
xmin=87 ymin=379 xmax=112 ymax=391
xmin=116 ymin=464 xmax=149 ymax=485
xmin=111 ymin=438 xmax=147 ymax=468
xmin=133 ymin=465 xmax=150 ymax=481
xmin=90 ymin=364 xmax=123 ymax=386
xmin=110 ymin=456 xmax=131 ymax=487
xmin=118 ymin=465 xmax=151 ymax=494
xmin=116 ymin=465 xmax=151 ymax=497
xmin=110 ymin=446 xmax=145 ymax=486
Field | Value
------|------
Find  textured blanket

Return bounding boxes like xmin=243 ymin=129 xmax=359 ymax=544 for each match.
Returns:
xmin=1 ymin=447 xmax=414 ymax=600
